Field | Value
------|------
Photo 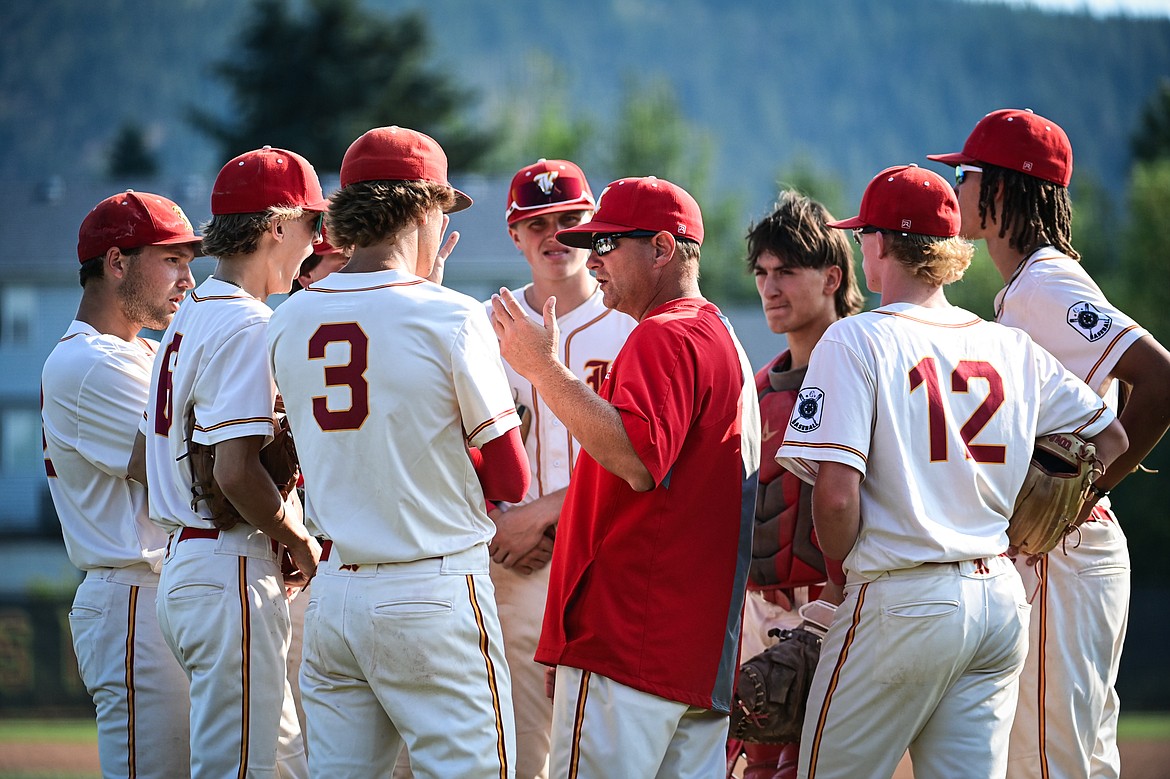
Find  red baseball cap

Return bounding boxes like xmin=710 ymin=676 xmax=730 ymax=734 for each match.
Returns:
xmin=313 ymin=223 xmax=340 ymax=256
xmin=77 ymin=190 xmax=202 ymax=263
xmin=211 ymin=146 xmax=329 ymax=215
xmin=340 ymin=126 xmax=472 ymax=213
xmin=556 ymin=176 xmax=703 ymax=248
xmin=927 ymin=108 xmax=1072 ymax=187
xmin=827 ymin=165 xmax=960 ymax=238
xmin=505 ymin=159 xmax=595 ymax=225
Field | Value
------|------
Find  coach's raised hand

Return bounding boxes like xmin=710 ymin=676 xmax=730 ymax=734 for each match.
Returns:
xmin=491 ymin=287 xmax=560 ymax=381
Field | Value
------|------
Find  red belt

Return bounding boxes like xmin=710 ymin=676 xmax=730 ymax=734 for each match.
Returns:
xmin=319 ymin=540 xmax=360 ymax=570
xmin=178 ymin=527 xmax=221 ymax=542
xmin=174 ymin=527 xmax=279 ymax=554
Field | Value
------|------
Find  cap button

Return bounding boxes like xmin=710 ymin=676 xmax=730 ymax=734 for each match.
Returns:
xmin=262 ymin=145 xmax=272 ymax=149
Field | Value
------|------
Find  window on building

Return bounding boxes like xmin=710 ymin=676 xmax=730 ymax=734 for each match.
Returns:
xmin=1 ymin=408 xmax=43 ymax=475
xmin=0 ymin=286 xmax=37 ymax=346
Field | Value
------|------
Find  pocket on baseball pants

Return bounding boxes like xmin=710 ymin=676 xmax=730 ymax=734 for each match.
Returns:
xmin=883 ymin=599 xmax=960 ymax=619
xmin=372 ymin=599 xmax=452 ymax=617
xmin=68 ymin=605 xmax=103 ymax=621
xmin=165 ymin=581 xmax=225 ymax=601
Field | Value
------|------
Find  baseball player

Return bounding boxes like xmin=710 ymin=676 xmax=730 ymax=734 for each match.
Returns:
xmin=42 ymin=190 xmax=198 ymax=778
xmin=734 ymin=190 xmax=862 ymax=779
xmin=268 ymin=125 xmax=529 ymax=778
xmin=487 ymin=158 xmax=636 ymax=779
xmin=292 ymin=223 xmax=348 ymax=293
xmin=929 ymin=109 xmax=1170 ymax=779
xmin=138 ymin=146 xmax=326 ymax=778
xmin=774 ymin=164 xmax=1128 ymax=779
xmin=492 ymin=176 xmax=761 ymax=779
xmin=286 ymin=221 xmax=349 ymax=745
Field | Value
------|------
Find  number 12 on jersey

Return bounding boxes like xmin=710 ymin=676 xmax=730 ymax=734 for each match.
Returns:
xmin=908 ymin=357 xmax=1006 ymax=464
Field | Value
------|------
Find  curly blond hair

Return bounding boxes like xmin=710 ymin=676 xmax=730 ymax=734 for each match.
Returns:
xmin=883 ymin=232 xmax=974 ymax=287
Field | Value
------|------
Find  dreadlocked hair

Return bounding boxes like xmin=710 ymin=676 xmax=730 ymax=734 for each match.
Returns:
xmin=977 ymin=165 xmax=1079 ymax=260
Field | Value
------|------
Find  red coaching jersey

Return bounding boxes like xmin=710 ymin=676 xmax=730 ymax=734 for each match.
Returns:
xmin=535 ymin=298 xmax=760 ymax=713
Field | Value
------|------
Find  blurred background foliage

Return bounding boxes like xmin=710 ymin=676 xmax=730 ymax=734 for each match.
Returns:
xmin=2 ymin=0 xmax=1169 ymax=582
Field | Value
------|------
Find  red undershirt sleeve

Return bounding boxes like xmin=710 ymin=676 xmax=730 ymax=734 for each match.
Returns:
xmin=471 ymin=427 xmax=530 ymax=504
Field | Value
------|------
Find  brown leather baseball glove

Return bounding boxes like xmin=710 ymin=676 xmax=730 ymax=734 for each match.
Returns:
xmin=729 ymin=626 xmax=822 ymax=744
xmin=188 ymin=412 xmax=300 ymax=531
xmin=1008 ymin=432 xmax=1103 ymax=556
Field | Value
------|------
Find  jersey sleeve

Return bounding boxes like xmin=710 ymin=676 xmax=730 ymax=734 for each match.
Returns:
xmin=607 ymin=322 xmax=696 ymax=486
xmin=454 ymin=306 xmax=521 ymax=448
xmin=1028 ymin=338 xmax=1117 ymax=438
xmin=72 ymin=351 xmax=151 ymax=478
xmin=1007 ymin=263 xmax=1147 ymax=391
xmin=192 ymin=321 xmax=276 ymax=446
xmin=775 ymin=335 xmax=874 ymax=485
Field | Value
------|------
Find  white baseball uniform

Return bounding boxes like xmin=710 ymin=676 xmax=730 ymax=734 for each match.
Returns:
xmin=41 ymin=321 xmax=191 ymax=779
xmin=995 ymin=247 xmax=1145 ymax=779
xmin=142 ymin=277 xmax=308 ymax=779
xmin=776 ymin=303 xmax=1115 ymax=779
xmin=268 ymin=268 xmax=522 ymax=778
xmin=485 ymin=285 xmax=635 ymax=779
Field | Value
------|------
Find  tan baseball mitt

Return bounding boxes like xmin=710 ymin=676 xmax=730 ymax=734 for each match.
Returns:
xmin=1009 ymin=432 xmax=1103 ymax=556
xmin=187 ymin=412 xmax=300 ymax=531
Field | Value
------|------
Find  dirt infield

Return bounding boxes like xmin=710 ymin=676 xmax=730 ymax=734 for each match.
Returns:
xmin=3 ymin=738 xmax=1168 ymax=777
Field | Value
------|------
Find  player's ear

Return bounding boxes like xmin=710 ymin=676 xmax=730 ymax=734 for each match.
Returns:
xmin=508 ymin=226 xmax=523 ymax=252
xmin=823 ymin=265 xmax=843 ymax=295
xmin=105 ymin=246 xmax=128 ymax=279
xmin=650 ymin=231 xmax=675 ymax=268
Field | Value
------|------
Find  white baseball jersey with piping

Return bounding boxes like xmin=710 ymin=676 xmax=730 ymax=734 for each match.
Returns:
xmin=42 ymin=323 xmax=191 ymax=778
xmin=143 ymin=277 xmax=308 ymax=779
xmin=268 ymin=268 xmax=521 ymax=778
xmin=776 ymin=303 xmax=1115 ymax=779
xmin=995 ymin=247 xmax=1145 ymax=779
xmin=485 ymin=285 xmax=635 ymax=779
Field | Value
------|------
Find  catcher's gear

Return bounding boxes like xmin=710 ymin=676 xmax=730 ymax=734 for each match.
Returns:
xmin=187 ymin=411 xmax=300 ymax=530
xmin=729 ymin=600 xmax=836 ymax=745
xmin=730 ymin=627 xmax=821 ymax=744
xmin=1009 ymin=432 xmax=1103 ymax=556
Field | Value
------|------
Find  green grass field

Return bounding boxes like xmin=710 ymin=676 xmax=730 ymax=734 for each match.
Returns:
xmin=0 ymin=719 xmax=97 ymax=744
xmin=1 ymin=713 xmax=1168 ymax=742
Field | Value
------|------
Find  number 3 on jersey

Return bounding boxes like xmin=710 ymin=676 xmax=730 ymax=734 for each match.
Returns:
xmin=309 ymin=323 xmax=369 ymax=431
xmin=908 ymin=357 xmax=1006 ymax=464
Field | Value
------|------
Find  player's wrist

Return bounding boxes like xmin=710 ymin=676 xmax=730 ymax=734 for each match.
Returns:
xmin=1088 ymin=482 xmax=1111 ymax=501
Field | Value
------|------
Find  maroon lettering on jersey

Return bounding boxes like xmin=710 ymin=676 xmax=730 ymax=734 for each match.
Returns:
xmin=309 ymin=323 xmax=370 ymax=431
xmin=155 ymin=333 xmax=183 ymax=435
xmin=583 ymin=359 xmax=611 ymax=393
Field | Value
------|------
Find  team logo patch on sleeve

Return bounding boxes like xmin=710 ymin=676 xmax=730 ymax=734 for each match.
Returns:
xmin=1067 ymin=301 xmax=1112 ymax=342
xmin=790 ymin=387 xmax=824 ymax=433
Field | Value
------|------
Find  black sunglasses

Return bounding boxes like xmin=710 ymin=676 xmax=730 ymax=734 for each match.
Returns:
xmin=851 ymin=226 xmax=884 ymax=246
xmin=592 ymin=230 xmax=659 ymax=256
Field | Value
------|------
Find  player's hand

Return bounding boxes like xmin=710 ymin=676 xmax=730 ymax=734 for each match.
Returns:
xmin=287 ymin=533 xmax=322 ymax=584
xmin=511 ymin=532 xmax=554 ymax=575
xmin=427 ymin=219 xmax=458 ymax=285
xmin=488 ymin=500 xmax=555 ymax=571
xmin=491 ymin=289 xmax=560 ymax=381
